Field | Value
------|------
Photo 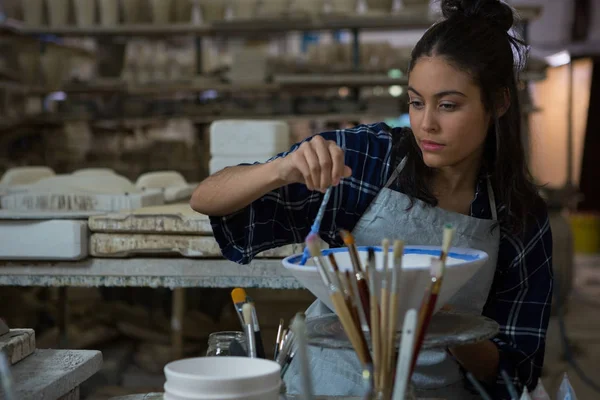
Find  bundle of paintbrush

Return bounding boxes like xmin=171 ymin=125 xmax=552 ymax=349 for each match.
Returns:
xmin=305 ymin=224 xmax=456 ymax=399
xmin=230 ymin=288 xmax=266 ymax=359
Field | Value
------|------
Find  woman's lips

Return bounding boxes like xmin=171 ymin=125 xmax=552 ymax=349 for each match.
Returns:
xmin=420 ymin=140 xmax=446 ymax=152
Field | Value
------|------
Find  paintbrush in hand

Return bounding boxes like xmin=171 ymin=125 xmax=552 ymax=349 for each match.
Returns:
xmin=299 ymin=187 xmax=333 ymax=265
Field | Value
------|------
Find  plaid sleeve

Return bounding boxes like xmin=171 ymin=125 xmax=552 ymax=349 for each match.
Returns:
xmin=482 ymin=208 xmax=553 ymax=398
xmin=210 ymin=124 xmax=394 ymax=264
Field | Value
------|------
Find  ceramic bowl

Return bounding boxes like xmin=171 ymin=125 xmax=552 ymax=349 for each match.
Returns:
xmin=164 ymin=357 xmax=281 ymax=399
xmin=282 ymin=245 xmax=488 ymax=327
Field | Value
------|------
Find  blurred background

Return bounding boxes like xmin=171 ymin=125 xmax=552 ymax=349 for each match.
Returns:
xmin=0 ymin=1 xmax=599 ymax=399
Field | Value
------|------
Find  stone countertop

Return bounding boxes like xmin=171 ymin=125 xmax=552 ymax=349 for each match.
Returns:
xmin=3 ymin=349 xmax=102 ymax=400
xmin=0 ymin=258 xmax=301 ymax=289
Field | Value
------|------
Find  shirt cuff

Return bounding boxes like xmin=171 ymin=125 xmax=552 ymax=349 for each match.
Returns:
xmin=209 ymin=213 xmax=252 ymax=265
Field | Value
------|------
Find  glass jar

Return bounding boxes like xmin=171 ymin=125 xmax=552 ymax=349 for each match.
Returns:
xmin=206 ymin=331 xmax=247 ymax=357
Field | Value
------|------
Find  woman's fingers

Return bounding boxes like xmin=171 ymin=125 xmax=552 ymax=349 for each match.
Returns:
xmin=293 ymin=136 xmax=352 ymax=191
xmin=303 ymin=142 xmax=321 ymax=191
xmin=329 ymin=143 xmax=346 ymax=186
xmin=295 ymin=142 xmax=315 ymax=190
xmin=314 ymin=139 xmax=333 ymax=191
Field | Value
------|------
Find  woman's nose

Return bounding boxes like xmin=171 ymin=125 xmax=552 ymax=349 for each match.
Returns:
xmin=421 ymin=107 xmax=439 ymax=133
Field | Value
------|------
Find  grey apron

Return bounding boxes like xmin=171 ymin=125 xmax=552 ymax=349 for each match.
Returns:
xmin=285 ymin=159 xmax=500 ymax=399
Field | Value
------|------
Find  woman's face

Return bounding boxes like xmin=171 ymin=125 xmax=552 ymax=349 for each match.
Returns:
xmin=408 ymin=56 xmax=491 ymax=170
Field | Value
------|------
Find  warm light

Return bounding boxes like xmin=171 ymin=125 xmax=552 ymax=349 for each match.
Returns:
xmin=545 ymin=51 xmax=571 ymax=68
xmin=389 ymin=85 xmax=403 ymax=97
xmin=338 ymin=87 xmax=350 ymax=97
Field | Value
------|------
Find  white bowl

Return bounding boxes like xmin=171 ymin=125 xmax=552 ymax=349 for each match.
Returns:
xmin=164 ymin=381 xmax=280 ymax=400
xmin=282 ymin=245 xmax=488 ymax=327
xmin=164 ymin=357 xmax=281 ymax=398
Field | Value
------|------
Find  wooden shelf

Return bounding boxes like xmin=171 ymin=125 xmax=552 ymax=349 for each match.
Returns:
xmin=14 ymin=7 xmax=541 ymax=37
xmin=15 ymin=70 xmax=545 ymax=96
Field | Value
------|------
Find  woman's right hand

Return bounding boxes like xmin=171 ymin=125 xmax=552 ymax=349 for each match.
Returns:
xmin=277 ymin=135 xmax=352 ymax=192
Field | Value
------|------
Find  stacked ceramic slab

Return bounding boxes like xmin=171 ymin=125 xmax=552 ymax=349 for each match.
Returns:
xmin=0 ymin=325 xmax=36 ymax=366
xmin=87 ymin=204 xmax=300 ymax=258
xmin=135 ymin=171 xmax=197 ymax=204
xmin=209 ymin=120 xmax=292 ymax=175
xmin=0 ymin=171 xmax=163 ymax=261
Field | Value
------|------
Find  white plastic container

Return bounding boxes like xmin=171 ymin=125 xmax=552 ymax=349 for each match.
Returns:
xmin=99 ymin=0 xmax=119 ymax=25
xmin=209 ymin=120 xmax=291 ymax=157
xmin=164 ymin=357 xmax=281 ymax=400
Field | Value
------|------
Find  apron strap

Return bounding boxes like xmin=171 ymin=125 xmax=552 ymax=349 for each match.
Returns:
xmin=383 ymin=157 xmax=407 ymax=189
xmin=486 ymin=177 xmax=498 ymax=221
xmin=385 ymin=156 xmax=498 ymax=222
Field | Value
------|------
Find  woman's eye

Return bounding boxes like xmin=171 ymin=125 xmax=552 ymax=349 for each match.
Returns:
xmin=408 ymin=100 xmax=424 ymax=109
xmin=440 ymin=103 xmax=457 ymax=111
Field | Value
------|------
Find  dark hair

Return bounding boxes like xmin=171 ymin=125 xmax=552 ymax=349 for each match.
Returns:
xmin=394 ymin=0 xmax=542 ymax=235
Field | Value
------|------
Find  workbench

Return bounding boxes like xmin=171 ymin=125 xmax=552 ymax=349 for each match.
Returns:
xmin=4 ymin=349 xmax=102 ymax=400
xmin=0 ymin=258 xmax=297 ymax=289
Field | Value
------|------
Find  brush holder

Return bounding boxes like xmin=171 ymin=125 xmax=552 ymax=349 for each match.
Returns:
xmin=206 ymin=331 xmax=247 ymax=357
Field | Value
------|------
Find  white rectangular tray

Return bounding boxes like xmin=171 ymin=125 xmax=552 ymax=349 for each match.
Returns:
xmin=0 ymin=220 xmax=88 ymax=260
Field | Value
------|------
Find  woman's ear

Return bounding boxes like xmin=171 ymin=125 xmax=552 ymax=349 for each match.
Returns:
xmin=496 ymin=88 xmax=511 ymax=117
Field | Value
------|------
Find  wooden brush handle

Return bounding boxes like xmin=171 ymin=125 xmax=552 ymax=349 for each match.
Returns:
xmin=331 ymin=291 xmax=370 ymax=366
xmin=356 ymin=277 xmax=371 ymax=330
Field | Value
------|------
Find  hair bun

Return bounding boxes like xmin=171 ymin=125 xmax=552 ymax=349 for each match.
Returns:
xmin=441 ymin=0 xmax=514 ymax=32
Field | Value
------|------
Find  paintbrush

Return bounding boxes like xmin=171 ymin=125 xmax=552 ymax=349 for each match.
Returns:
xmin=367 ymin=248 xmax=382 ymax=392
xmin=230 ymin=288 xmax=246 ymax=328
xmin=242 ymin=303 xmax=257 ymax=358
xmin=277 ymin=330 xmax=297 ymax=377
xmin=409 ymin=257 xmax=444 ymax=374
xmin=392 ymin=309 xmax=417 ymax=400
xmin=385 ymin=240 xmax=404 ymax=391
xmin=466 ymin=372 xmax=493 ymax=400
xmin=299 ymin=187 xmax=333 ymax=266
xmin=307 ymin=235 xmax=371 ymax=365
xmin=379 ymin=239 xmax=390 ymax=390
xmin=501 ymin=369 xmax=519 ymax=400
xmin=340 ymin=230 xmax=372 ymax=331
xmin=291 ymin=313 xmax=314 ymax=400
xmin=439 ymin=223 xmax=456 ymax=264
xmin=331 ymin=255 xmax=360 ymax=327
xmin=410 ymin=224 xmax=455 ymax=373
xmin=274 ymin=318 xmax=284 ymax=361
xmin=245 ymin=295 xmax=266 ymax=359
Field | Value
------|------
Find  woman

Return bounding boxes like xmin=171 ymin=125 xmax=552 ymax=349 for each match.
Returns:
xmin=190 ymin=0 xmax=553 ymax=398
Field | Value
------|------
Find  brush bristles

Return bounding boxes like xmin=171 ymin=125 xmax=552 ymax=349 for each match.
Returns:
xmin=231 ymin=288 xmax=247 ymax=304
xmin=430 ymin=257 xmax=443 ymax=280
xmin=306 ymin=233 xmax=322 ymax=258
xmin=339 ymin=229 xmax=355 ymax=245
xmin=382 ymin=239 xmax=390 ymax=269
xmin=242 ymin=303 xmax=254 ymax=325
xmin=442 ymin=224 xmax=456 ymax=255
xmin=393 ymin=240 xmax=404 ymax=261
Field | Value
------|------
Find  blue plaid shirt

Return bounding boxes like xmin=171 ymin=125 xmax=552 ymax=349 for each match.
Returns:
xmin=210 ymin=123 xmax=553 ymax=399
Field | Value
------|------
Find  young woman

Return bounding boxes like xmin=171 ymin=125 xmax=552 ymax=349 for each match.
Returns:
xmin=190 ymin=0 xmax=553 ymax=398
